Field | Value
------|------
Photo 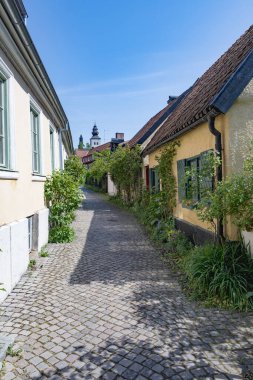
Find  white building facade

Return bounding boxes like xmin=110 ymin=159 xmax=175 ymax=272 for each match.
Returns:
xmin=0 ymin=0 xmax=73 ymax=302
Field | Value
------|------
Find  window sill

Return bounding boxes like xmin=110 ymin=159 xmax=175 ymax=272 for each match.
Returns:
xmin=0 ymin=170 xmax=19 ymax=180
xmin=32 ymin=174 xmax=46 ymax=182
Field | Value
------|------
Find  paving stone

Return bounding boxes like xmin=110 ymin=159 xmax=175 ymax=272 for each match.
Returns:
xmin=122 ymin=368 xmax=138 ymax=379
xmin=0 ymin=190 xmax=252 ymax=380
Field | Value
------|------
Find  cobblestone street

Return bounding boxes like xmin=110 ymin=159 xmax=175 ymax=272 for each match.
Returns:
xmin=1 ymin=190 xmax=253 ymax=380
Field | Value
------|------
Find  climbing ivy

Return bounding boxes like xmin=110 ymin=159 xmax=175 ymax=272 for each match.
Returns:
xmin=156 ymin=141 xmax=180 ymax=219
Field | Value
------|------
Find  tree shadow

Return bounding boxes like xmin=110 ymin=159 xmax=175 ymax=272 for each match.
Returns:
xmin=66 ymin=190 xmax=253 ymax=379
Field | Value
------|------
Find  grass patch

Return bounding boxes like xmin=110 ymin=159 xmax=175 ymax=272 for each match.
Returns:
xmin=40 ymin=250 xmax=48 ymax=257
xmin=28 ymin=259 xmax=36 ymax=269
xmin=6 ymin=345 xmax=23 ymax=358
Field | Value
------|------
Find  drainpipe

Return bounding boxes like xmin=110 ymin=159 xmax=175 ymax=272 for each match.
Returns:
xmin=208 ymin=116 xmax=224 ymax=242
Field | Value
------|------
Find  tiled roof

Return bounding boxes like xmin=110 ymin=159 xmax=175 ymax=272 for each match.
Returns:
xmin=75 ymin=149 xmax=89 ymax=158
xmin=145 ymin=25 xmax=253 ymax=153
xmin=88 ymin=142 xmax=111 ymax=155
xmin=128 ymin=103 xmax=173 ymax=148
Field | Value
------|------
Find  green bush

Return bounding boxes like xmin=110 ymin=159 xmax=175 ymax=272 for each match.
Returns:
xmin=183 ymin=241 xmax=253 ymax=310
xmin=49 ymin=226 xmax=75 ymax=243
xmin=45 ymin=171 xmax=82 ymax=243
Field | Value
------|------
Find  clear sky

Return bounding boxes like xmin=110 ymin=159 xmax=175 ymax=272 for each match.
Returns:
xmin=24 ymin=0 xmax=253 ymax=148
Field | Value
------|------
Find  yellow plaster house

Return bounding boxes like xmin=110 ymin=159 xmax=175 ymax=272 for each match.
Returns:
xmin=142 ymin=25 xmax=253 ymax=244
xmin=0 ymin=0 xmax=73 ymax=301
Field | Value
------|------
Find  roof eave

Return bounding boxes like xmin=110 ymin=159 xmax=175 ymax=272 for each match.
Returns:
xmin=143 ymin=108 xmax=220 ymax=157
xmin=211 ymin=48 xmax=253 ymax=113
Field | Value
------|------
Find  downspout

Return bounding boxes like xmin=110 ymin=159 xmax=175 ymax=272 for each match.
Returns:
xmin=208 ymin=116 xmax=224 ymax=241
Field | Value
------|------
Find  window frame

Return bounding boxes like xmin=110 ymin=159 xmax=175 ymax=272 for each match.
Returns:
xmin=30 ymin=103 xmax=41 ymax=174
xmin=0 ymin=72 xmax=9 ymax=169
xmin=149 ymin=167 xmax=160 ymax=193
xmin=177 ymin=150 xmax=214 ymax=208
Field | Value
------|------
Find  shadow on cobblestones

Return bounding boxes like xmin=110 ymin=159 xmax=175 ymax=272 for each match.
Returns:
xmin=69 ymin=191 xmax=166 ymax=286
xmin=1 ymin=190 xmax=253 ymax=379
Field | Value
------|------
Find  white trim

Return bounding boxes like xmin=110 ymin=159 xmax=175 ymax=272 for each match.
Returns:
xmin=0 ymin=170 xmax=19 ymax=180
xmin=0 ymin=57 xmax=16 ymax=171
xmin=30 ymin=96 xmax=43 ymax=175
xmin=31 ymin=174 xmax=46 ymax=182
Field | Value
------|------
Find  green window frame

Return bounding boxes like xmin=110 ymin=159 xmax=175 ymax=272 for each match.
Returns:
xmin=149 ymin=167 xmax=160 ymax=193
xmin=50 ymin=126 xmax=55 ymax=172
xmin=177 ymin=150 xmax=214 ymax=205
xmin=30 ymin=106 xmax=41 ymax=174
xmin=0 ymin=73 xmax=9 ymax=169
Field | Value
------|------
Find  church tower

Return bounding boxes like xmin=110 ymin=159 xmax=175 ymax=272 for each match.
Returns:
xmin=78 ymin=134 xmax=84 ymax=149
xmin=90 ymin=124 xmax=101 ymax=148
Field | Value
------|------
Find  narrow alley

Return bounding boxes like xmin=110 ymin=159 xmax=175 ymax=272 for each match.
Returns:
xmin=0 ymin=190 xmax=253 ymax=380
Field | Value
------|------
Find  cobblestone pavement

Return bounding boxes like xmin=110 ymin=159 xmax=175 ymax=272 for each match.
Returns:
xmin=1 ymin=190 xmax=253 ymax=380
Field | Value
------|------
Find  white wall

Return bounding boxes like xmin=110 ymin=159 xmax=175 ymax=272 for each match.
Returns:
xmin=0 ymin=219 xmax=29 ymax=303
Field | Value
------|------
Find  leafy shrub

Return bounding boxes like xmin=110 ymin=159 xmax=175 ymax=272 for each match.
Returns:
xmin=195 ymin=145 xmax=253 ymax=233
xmin=183 ymin=241 xmax=253 ymax=310
xmin=45 ymin=171 xmax=82 ymax=243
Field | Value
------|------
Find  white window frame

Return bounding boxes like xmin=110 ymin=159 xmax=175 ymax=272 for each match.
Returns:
xmin=0 ymin=58 xmax=17 ymax=179
xmin=30 ymin=98 xmax=43 ymax=176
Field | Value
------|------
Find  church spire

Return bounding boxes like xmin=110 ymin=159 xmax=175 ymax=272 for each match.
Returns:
xmin=78 ymin=134 xmax=84 ymax=149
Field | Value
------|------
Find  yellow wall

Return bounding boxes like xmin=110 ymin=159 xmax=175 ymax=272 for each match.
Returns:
xmin=144 ymin=81 xmax=253 ymax=242
xmin=0 ymin=50 xmax=61 ymax=225
xmin=146 ymin=115 xmax=232 ymax=237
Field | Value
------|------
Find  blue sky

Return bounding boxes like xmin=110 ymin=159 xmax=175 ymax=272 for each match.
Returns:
xmin=24 ymin=0 xmax=253 ymax=148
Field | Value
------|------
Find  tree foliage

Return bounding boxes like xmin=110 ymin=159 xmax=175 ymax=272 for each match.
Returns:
xmin=88 ymin=149 xmax=111 ymax=182
xmin=110 ymin=145 xmax=142 ymax=204
xmin=64 ymin=155 xmax=87 ymax=185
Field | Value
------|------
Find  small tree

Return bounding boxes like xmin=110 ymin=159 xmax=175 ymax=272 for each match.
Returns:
xmin=64 ymin=155 xmax=87 ymax=185
xmin=110 ymin=145 xmax=142 ymax=204
xmin=88 ymin=149 xmax=111 ymax=182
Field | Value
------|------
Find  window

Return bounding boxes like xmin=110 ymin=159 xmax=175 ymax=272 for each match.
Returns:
xmin=50 ymin=126 xmax=55 ymax=172
xmin=30 ymin=106 xmax=41 ymax=173
xmin=149 ymin=167 xmax=160 ymax=193
xmin=0 ymin=73 xmax=9 ymax=168
xmin=177 ymin=151 xmax=214 ymax=205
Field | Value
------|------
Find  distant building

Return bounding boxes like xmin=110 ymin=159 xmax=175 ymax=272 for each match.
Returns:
xmin=90 ymin=124 xmax=101 ymax=148
xmin=83 ymin=132 xmax=125 ymax=167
